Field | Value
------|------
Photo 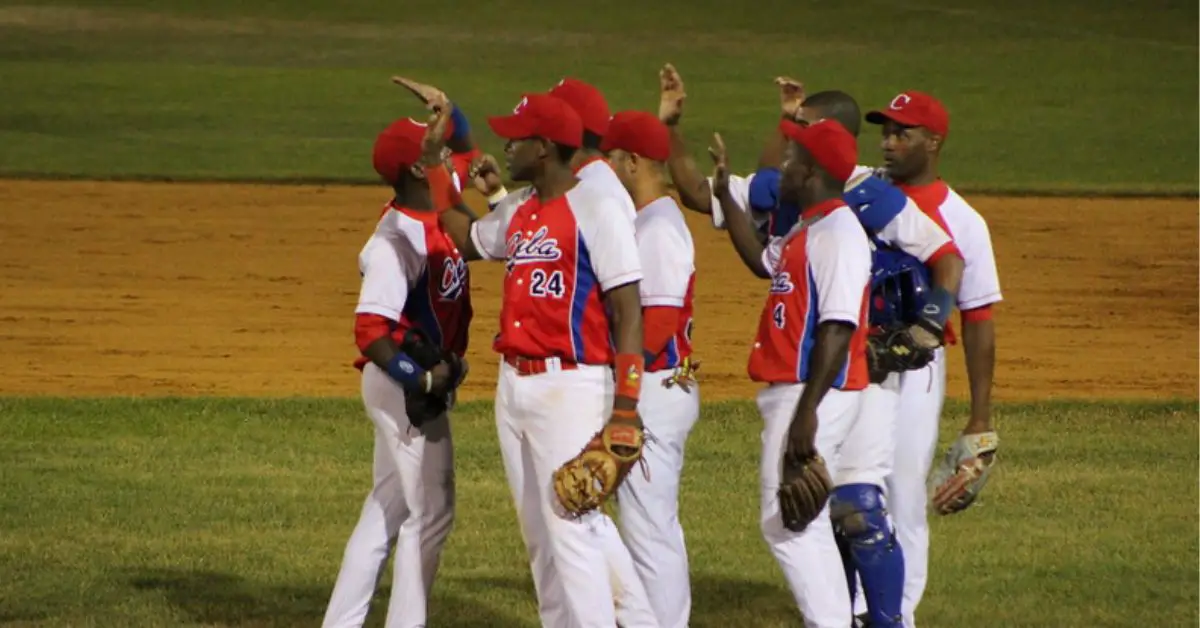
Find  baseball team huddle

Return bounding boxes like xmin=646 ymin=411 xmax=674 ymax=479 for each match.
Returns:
xmin=320 ymin=62 xmax=1004 ymax=628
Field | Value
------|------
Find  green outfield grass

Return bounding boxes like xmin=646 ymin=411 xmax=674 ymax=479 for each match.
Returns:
xmin=0 ymin=0 xmax=1196 ymax=193
xmin=1 ymin=397 xmax=1196 ymax=627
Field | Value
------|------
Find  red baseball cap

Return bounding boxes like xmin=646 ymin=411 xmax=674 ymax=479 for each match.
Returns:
xmin=547 ymin=77 xmax=611 ymax=137
xmin=487 ymin=93 xmax=584 ymax=148
xmin=372 ymin=117 xmax=451 ymax=185
xmin=600 ymin=110 xmax=670 ymax=161
xmin=778 ymin=118 xmax=858 ymax=182
xmin=866 ymin=91 xmax=949 ymax=137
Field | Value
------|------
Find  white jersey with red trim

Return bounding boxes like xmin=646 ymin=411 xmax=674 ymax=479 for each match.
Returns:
xmin=635 ymin=196 xmax=696 ymax=372
xmin=898 ymin=180 xmax=1002 ymax=311
xmin=577 ymin=157 xmax=639 ymax=224
xmin=354 ymin=203 xmax=473 ymax=369
xmin=748 ymin=199 xmax=872 ymax=389
xmin=469 ymin=182 xmax=642 ymax=365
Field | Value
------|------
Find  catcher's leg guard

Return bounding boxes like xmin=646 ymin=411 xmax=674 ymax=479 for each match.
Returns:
xmin=830 ymin=483 xmax=905 ymax=628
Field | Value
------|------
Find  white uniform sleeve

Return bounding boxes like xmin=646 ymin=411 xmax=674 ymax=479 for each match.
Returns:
xmin=954 ymin=214 xmax=1003 ymax=310
xmin=876 ymin=201 xmax=956 ymax=263
xmin=808 ymin=216 xmax=872 ymax=326
xmin=355 ymin=215 xmax=426 ymax=320
xmin=707 ymin=173 xmax=753 ymax=230
xmin=575 ymin=191 xmax=643 ymax=292
xmin=469 ymin=187 xmax=530 ymax=261
xmin=761 ymin=236 xmax=785 ymax=278
xmin=636 ymin=214 xmax=693 ymax=307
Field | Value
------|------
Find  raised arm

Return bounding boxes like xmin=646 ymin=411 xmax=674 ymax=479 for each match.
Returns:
xmin=757 ymin=77 xmax=805 ymax=170
xmin=659 ymin=63 xmax=713 ymax=215
xmin=709 ymin=132 xmax=769 ymax=278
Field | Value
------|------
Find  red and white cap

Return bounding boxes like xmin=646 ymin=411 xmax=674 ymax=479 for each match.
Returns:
xmin=372 ymin=117 xmax=453 ymax=185
xmin=487 ymin=93 xmax=584 ymax=148
xmin=866 ymin=91 xmax=950 ymax=137
xmin=777 ymin=118 xmax=859 ymax=183
xmin=600 ymin=110 xmax=670 ymax=161
xmin=547 ymin=77 xmax=611 ymax=137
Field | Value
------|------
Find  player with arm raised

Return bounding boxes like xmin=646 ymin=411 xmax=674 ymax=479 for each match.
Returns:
xmin=438 ymin=93 xmax=659 ymax=628
xmin=322 ymin=104 xmax=471 ymax=628
xmin=864 ymin=91 xmax=1002 ymax=628
xmin=711 ymin=119 xmax=876 ymax=628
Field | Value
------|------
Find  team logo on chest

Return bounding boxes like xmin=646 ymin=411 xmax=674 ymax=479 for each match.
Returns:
xmin=438 ymin=257 xmax=468 ymax=301
xmin=770 ymin=271 xmax=795 ymax=294
xmin=506 ymin=226 xmax=564 ymax=271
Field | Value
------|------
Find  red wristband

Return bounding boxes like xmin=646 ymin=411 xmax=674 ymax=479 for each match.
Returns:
xmin=614 ymin=353 xmax=644 ymax=402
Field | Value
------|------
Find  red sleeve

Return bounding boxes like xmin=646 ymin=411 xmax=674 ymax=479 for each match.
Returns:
xmin=643 ymin=306 xmax=681 ymax=357
xmin=961 ymin=304 xmax=994 ymax=324
xmin=425 ymin=164 xmax=462 ymax=212
xmin=355 ymin=313 xmax=395 ymax=353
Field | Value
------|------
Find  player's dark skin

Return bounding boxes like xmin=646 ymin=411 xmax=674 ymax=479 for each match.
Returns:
xmin=439 ymin=134 xmax=644 ymax=415
xmin=882 ymin=118 xmax=994 ymax=441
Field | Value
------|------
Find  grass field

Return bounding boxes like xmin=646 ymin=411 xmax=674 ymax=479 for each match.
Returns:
xmin=2 ymin=398 xmax=1197 ymax=627
xmin=1 ymin=0 xmax=1198 ymax=626
xmin=0 ymin=0 xmax=1197 ymax=192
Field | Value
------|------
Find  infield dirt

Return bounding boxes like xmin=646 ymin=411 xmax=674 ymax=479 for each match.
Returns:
xmin=1 ymin=180 xmax=1195 ymax=401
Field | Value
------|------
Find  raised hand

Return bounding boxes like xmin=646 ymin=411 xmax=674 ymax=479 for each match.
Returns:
xmin=775 ymin=76 xmax=805 ymax=121
xmin=659 ymin=63 xmax=687 ymax=125
xmin=392 ymin=75 xmax=450 ymax=112
xmin=707 ymin=132 xmax=730 ymax=197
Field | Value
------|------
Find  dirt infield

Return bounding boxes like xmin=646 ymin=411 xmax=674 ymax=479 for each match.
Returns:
xmin=1 ymin=180 xmax=1195 ymax=401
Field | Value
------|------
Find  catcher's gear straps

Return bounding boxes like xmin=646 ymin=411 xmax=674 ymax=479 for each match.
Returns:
xmin=830 ymin=483 xmax=905 ymax=628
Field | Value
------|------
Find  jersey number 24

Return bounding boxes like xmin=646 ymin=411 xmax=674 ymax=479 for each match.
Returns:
xmin=530 ymin=269 xmax=565 ymax=298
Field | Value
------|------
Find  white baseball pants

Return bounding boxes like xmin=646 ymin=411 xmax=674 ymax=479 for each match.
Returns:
xmin=887 ymin=348 xmax=947 ymax=628
xmin=759 ymin=383 xmax=885 ymax=628
xmin=613 ymin=369 xmax=701 ymax=628
xmin=322 ymin=363 xmax=455 ymax=628
xmin=494 ymin=360 xmax=658 ymax=628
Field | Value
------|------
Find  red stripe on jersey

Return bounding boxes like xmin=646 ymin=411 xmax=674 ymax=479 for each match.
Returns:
xmin=493 ymin=194 xmax=614 ymax=365
xmin=449 ymin=148 xmax=480 ymax=185
xmin=645 ymin=273 xmax=696 ymax=372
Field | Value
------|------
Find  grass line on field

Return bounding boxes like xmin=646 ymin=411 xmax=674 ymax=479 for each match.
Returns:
xmin=0 ymin=171 xmax=1196 ymax=199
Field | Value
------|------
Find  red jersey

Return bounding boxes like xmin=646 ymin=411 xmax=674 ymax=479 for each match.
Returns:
xmin=469 ymin=182 xmax=642 ymax=365
xmin=635 ymin=196 xmax=696 ymax=371
xmin=747 ymin=199 xmax=872 ymax=390
xmin=353 ymin=202 xmax=473 ymax=369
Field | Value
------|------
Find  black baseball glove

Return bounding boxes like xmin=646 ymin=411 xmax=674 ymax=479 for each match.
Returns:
xmin=866 ymin=323 xmax=937 ymax=382
xmin=398 ymin=329 xmax=466 ymax=428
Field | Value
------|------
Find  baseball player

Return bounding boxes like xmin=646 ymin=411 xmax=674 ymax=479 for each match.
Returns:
xmin=436 ymin=92 xmax=658 ymax=628
xmin=463 ymin=79 xmax=662 ymax=627
xmin=322 ymin=107 xmax=473 ymax=628
xmin=864 ymin=91 xmax=1002 ymax=628
xmin=390 ymin=76 xmax=483 ymax=196
xmin=708 ymin=118 xmax=876 ymax=628
xmin=684 ymin=72 xmax=965 ymax=623
xmin=601 ymin=109 xmax=700 ymax=628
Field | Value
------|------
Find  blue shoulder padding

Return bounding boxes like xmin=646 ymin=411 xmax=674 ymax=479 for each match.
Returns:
xmin=748 ymin=167 xmax=781 ymax=212
xmin=844 ymin=176 xmax=907 ymax=232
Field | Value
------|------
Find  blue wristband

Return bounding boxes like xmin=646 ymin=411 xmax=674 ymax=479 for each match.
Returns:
xmin=844 ymin=176 xmax=907 ymax=232
xmin=449 ymin=104 xmax=470 ymax=143
xmin=385 ymin=353 xmax=427 ymax=393
xmin=922 ymin=285 xmax=954 ymax=327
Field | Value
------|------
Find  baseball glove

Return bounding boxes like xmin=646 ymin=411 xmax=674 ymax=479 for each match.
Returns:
xmin=778 ymin=451 xmax=833 ymax=533
xmin=398 ymin=329 xmax=464 ymax=428
xmin=928 ymin=431 xmax=1000 ymax=515
xmin=552 ymin=413 xmax=645 ymax=518
xmin=867 ymin=323 xmax=938 ymax=382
